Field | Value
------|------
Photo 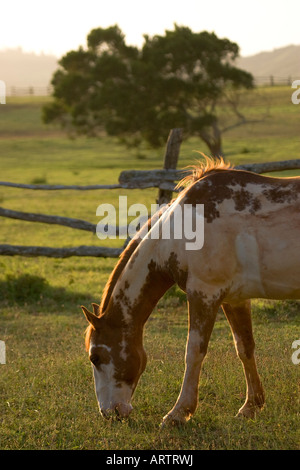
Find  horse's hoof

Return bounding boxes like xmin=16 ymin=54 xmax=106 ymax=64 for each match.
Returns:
xmin=160 ymin=413 xmax=188 ymax=428
xmin=235 ymin=405 xmax=258 ymax=419
xmin=236 ymin=397 xmax=265 ymax=419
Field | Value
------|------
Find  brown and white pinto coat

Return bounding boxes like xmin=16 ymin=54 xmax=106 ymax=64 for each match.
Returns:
xmin=83 ymin=159 xmax=300 ymax=425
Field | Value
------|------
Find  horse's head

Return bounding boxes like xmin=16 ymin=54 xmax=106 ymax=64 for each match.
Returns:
xmin=82 ymin=303 xmax=147 ymax=419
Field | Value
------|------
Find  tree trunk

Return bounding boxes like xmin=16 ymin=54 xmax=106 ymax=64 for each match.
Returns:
xmin=198 ymin=122 xmax=224 ymax=159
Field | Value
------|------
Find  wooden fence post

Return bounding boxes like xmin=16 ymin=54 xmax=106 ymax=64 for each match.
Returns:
xmin=157 ymin=128 xmax=183 ymax=205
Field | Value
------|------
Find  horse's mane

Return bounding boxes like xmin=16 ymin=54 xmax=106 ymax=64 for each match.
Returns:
xmin=176 ymin=155 xmax=232 ymax=189
xmin=99 ymin=236 xmax=140 ymax=314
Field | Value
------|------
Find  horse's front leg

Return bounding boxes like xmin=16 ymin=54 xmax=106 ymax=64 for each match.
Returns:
xmin=162 ymin=290 xmax=222 ymax=426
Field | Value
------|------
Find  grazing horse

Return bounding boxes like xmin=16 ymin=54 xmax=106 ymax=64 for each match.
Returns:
xmin=82 ymin=158 xmax=300 ymax=425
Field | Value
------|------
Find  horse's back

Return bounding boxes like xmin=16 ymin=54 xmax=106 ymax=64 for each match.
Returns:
xmin=177 ymin=169 xmax=300 ymax=301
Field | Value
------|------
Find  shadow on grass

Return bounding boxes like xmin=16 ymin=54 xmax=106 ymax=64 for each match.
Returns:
xmin=252 ymin=298 xmax=300 ymax=322
xmin=0 ymin=273 xmax=93 ymax=311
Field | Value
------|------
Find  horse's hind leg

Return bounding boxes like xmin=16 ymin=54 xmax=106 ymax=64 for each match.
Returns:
xmin=222 ymin=300 xmax=265 ymax=418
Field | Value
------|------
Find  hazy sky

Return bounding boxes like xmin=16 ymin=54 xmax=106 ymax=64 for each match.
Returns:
xmin=1 ymin=0 xmax=299 ymax=58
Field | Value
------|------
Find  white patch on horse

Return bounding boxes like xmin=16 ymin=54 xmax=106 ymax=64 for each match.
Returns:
xmin=94 ymin=361 xmax=132 ymax=416
xmin=179 ymin=329 xmax=205 ymax=404
xmin=89 ymin=342 xmax=111 ymax=353
xmin=121 ymin=306 xmax=133 ymax=324
xmin=93 ymin=360 xmax=133 ymax=416
xmin=235 ymin=232 xmax=265 ymax=296
xmin=120 ymin=336 xmax=128 ymax=361
xmin=93 ymin=360 xmax=116 ymax=410
xmin=187 ymin=329 xmax=205 ymax=354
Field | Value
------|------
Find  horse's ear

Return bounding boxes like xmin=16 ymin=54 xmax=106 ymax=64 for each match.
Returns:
xmin=92 ymin=303 xmax=100 ymax=316
xmin=81 ymin=305 xmax=101 ymax=329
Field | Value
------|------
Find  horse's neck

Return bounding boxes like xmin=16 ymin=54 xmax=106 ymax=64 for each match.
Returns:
xmin=106 ymin=240 xmax=174 ymax=329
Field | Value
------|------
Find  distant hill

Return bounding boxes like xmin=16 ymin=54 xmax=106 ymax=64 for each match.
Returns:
xmin=0 ymin=44 xmax=299 ymax=93
xmin=236 ymin=45 xmax=300 ymax=81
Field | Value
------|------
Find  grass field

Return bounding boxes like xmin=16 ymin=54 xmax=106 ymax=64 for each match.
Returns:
xmin=0 ymin=88 xmax=299 ymax=450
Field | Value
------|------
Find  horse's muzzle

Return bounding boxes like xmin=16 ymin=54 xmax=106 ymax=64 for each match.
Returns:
xmin=100 ymin=403 xmax=133 ymax=420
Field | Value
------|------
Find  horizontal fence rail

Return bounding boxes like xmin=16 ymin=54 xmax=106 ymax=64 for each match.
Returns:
xmin=0 ymin=206 xmax=125 ymax=235
xmin=236 ymin=159 xmax=300 ymax=173
xmin=0 ymin=206 xmax=96 ymax=232
xmin=119 ymin=159 xmax=300 ymax=189
xmin=0 ymin=244 xmax=122 ymax=258
xmin=0 ymin=181 xmax=122 ymax=190
xmin=1 ymin=159 xmax=300 ymax=193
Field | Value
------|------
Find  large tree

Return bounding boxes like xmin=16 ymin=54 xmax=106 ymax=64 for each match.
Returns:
xmin=43 ymin=24 xmax=254 ymax=156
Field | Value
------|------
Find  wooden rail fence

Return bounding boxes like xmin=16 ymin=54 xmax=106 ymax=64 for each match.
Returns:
xmin=0 ymin=128 xmax=300 ymax=258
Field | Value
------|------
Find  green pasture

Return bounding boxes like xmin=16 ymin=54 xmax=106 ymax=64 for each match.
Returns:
xmin=0 ymin=87 xmax=299 ymax=450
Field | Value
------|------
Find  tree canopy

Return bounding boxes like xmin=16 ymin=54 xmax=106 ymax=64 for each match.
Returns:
xmin=43 ymin=24 xmax=254 ymax=156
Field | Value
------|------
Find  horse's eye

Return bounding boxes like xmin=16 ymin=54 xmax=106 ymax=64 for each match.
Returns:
xmin=90 ymin=354 xmax=100 ymax=367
